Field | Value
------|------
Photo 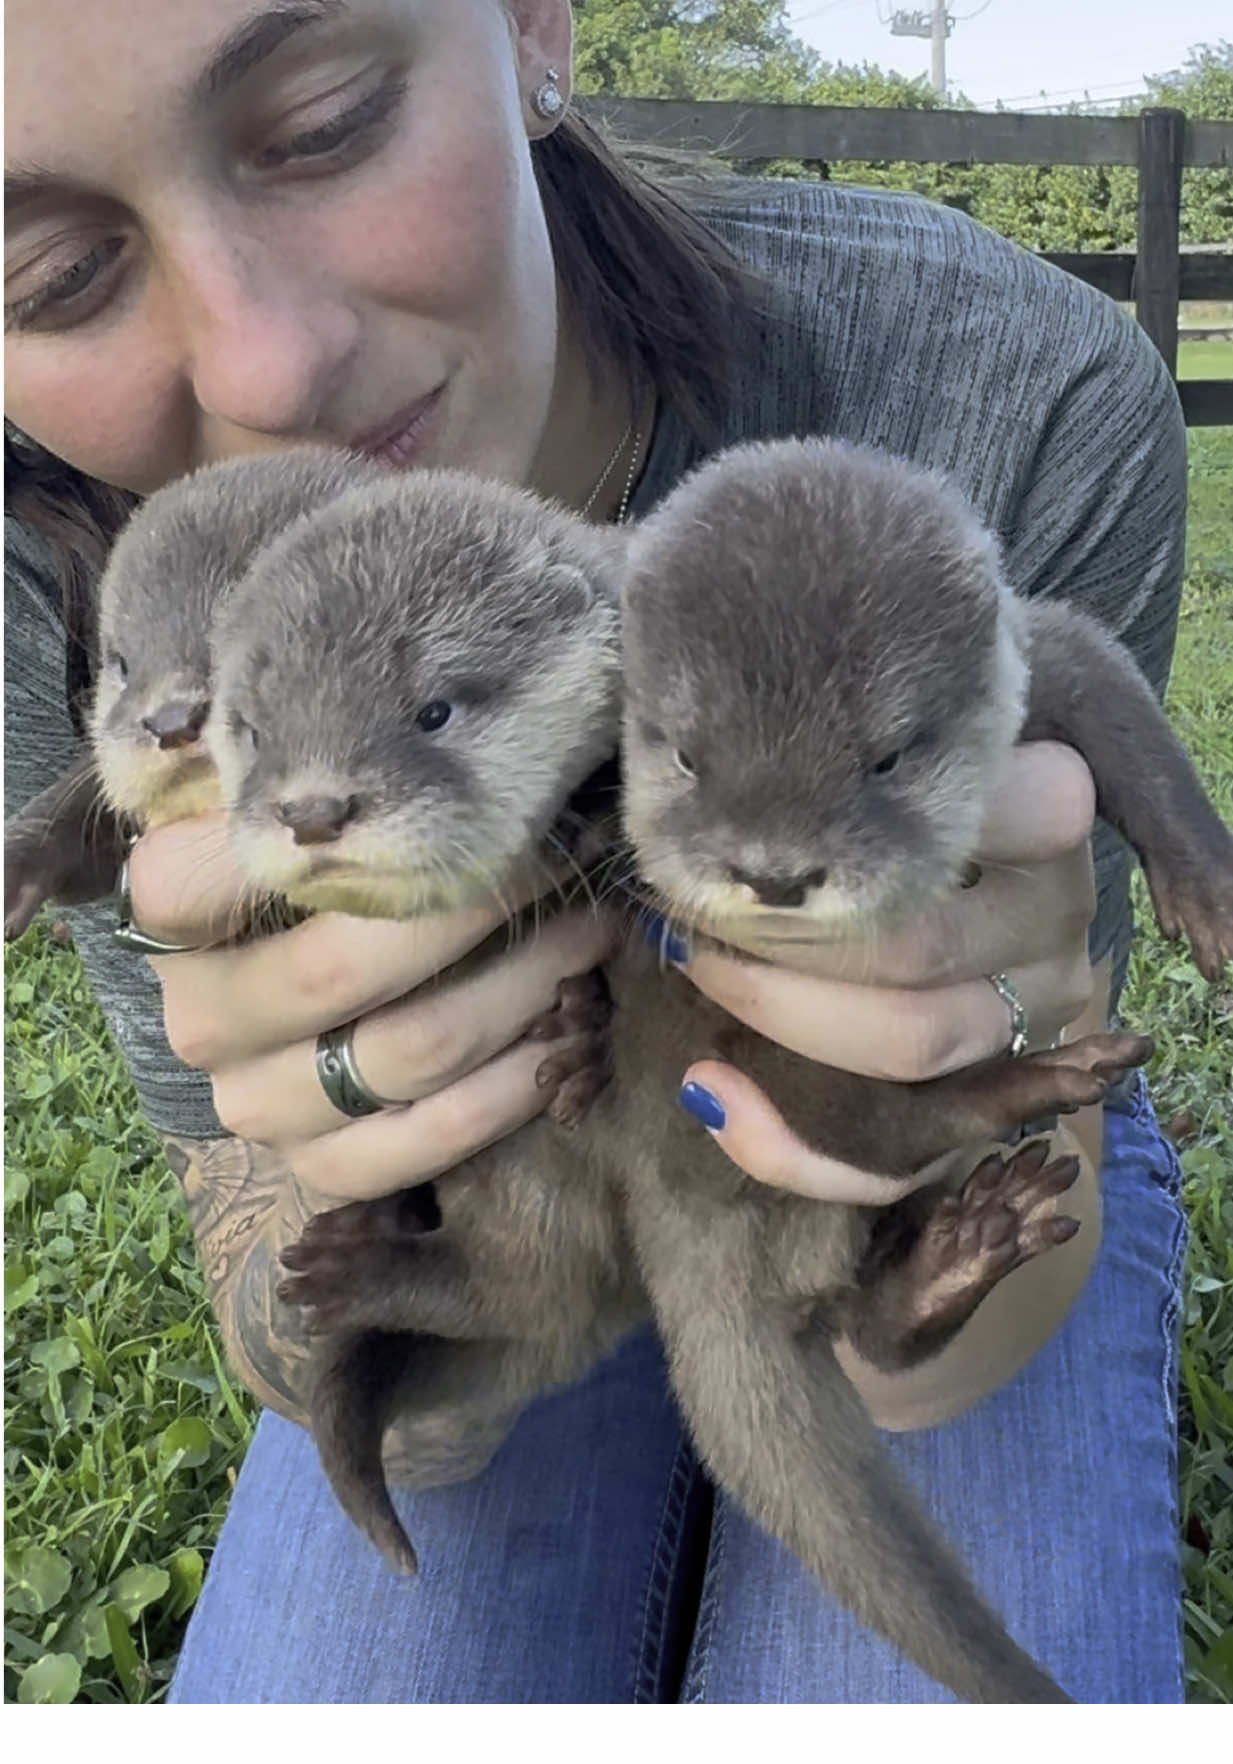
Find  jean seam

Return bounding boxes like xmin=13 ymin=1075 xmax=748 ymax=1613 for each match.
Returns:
xmin=680 ymin=1492 xmax=728 ymax=1704
xmin=1125 ymin=1072 xmax=1189 ymax=1697
xmin=633 ymin=1437 xmax=695 ymax=1702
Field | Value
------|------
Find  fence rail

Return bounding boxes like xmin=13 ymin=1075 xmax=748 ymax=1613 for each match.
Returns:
xmin=577 ymin=98 xmax=1233 ymax=427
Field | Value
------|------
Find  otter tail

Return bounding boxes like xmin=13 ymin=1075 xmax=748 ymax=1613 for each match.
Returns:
xmin=649 ymin=1279 xmax=1071 ymax=1703
xmin=310 ymin=1330 xmax=424 ymax=1574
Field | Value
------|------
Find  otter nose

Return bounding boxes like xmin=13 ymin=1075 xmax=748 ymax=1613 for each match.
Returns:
xmin=728 ymin=865 xmax=828 ymax=909
xmin=274 ymin=794 xmax=360 ymax=845
xmin=141 ymin=699 xmax=210 ymax=750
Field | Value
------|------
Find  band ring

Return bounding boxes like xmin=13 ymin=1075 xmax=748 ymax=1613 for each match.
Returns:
xmin=986 ymin=971 xmax=1029 ymax=1058
xmin=315 ymin=1020 xmax=395 ymax=1118
xmin=113 ymin=857 xmax=207 ymax=956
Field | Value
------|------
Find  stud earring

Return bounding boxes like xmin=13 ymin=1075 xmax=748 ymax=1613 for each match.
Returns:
xmin=532 ymin=66 xmax=565 ymax=121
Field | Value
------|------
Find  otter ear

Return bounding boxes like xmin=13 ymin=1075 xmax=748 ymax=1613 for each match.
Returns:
xmin=544 ymin=540 xmax=626 ymax=620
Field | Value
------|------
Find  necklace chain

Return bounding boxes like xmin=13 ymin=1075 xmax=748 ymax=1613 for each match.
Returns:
xmin=580 ymin=410 xmax=643 ymax=524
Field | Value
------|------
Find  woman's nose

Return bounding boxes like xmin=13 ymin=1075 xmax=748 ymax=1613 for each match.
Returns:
xmin=167 ymin=228 xmax=359 ymax=438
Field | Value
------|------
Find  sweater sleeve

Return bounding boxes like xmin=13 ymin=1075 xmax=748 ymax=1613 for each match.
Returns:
xmin=999 ymin=303 xmax=1189 ymax=1007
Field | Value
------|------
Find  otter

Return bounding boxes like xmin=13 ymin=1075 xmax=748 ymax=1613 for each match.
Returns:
xmin=227 ymin=460 xmax=1182 ymax=1704
xmin=207 ymin=469 xmax=647 ymax=1567
xmin=589 ymin=434 xmax=1231 ymax=1702
xmin=4 ymin=446 xmax=391 ymax=940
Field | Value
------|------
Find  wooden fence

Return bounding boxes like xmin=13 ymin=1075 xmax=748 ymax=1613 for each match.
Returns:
xmin=577 ymin=99 xmax=1233 ymax=427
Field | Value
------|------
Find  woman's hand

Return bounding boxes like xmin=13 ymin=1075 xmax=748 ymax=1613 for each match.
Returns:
xmin=131 ymin=813 xmax=616 ymax=1210
xmin=668 ymin=741 xmax=1099 ymax=1203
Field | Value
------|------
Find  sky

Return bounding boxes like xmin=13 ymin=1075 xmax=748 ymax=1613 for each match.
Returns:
xmin=785 ymin=0 xmax=1228 ymax=110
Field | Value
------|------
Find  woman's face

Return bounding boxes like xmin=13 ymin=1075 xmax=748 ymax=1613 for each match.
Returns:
xmin=4 ymin=0 xmax=572 ymax=495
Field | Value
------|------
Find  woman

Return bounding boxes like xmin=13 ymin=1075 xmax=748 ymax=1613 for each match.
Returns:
xmin=5 ymin=0 xmax=1187 ymax=1702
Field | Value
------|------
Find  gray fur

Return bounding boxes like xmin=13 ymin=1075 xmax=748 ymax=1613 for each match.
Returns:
xmin=4 ymin=447 xmax=388 ymax=934
xmin=245 ymin=456 xmax=1096 ymax=1702
xmin=603 ymin=434 xmax=1231 ymax=1701
xmin=92 ymin=447 xmax=391 ymax=827
xmin=208 ymin=470 xmax=642 ymax=1573
xmin=211 ymin=438 xmax=1228 ymax=1699
xmin=209 ymin=471 xmax=625 ymax=918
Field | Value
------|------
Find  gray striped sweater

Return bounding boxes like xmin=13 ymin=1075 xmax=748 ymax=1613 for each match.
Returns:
xmin=4 ymin=178 xmax=1187 ymax=1137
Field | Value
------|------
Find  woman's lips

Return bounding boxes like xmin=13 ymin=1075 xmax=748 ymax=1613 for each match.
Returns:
xmin=349 ymin=385 xmax=445 ymax=468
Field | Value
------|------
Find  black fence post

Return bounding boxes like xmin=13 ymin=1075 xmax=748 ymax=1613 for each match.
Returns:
xmin=1134 ymin=108 xmax=1186 ymax=376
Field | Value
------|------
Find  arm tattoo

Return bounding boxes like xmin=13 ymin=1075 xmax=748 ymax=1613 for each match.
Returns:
xmin=160 ymin=1132 xmax=317 ymax=1425
xmin=161 ymin=1135 xmax=499 ymax=1488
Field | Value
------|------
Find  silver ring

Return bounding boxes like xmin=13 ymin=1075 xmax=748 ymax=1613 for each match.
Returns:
xmin=986 ymin=971 xmax=1029 ymax=1058
xmin=315 ymin=1020 xmax=394 ymax=1118
xmin=113 ymin=857 xmax=206 ymax=956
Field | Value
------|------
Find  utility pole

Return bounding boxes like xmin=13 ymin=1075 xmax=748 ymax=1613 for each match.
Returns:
xmin=889 ymin=7 xmax=954 ymax=98
xmin=931 ymin=0 xmax=947 ymax=97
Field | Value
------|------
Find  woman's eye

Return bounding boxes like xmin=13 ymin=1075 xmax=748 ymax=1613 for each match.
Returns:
xmin=674 ymin=749 xmax=697 ymax=780
xmin=253 ymin=73 xmax=407 ymax=172
xmin=4 ymin=236 xmax=126 ymax=334
xmin=416 ymin=700 xmax=452 ymax=733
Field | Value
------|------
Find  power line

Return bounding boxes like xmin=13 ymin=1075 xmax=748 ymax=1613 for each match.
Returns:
xmin=971 ymin=78 xmax=1153 ymax=108
xmin=787 ymin=0 xmax=871 ymax=26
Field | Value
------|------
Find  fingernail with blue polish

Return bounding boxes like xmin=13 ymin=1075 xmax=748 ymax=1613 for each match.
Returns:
xmin=678 ymin=1081 xmax=726 ymax=1131
xmin=641 ymin=910 xmax=688 ymax=965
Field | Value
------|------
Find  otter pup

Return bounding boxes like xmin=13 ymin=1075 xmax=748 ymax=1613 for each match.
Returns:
xmin=240 ymin=461 xmax=1172 ymax=1705
xmin=592 ymin=434 xmax=1231 ymax=1701
xmin=4 ymin=446 xmax=390 ymax=939
xmin=208 ymin=469 xmax=646 ymax=1569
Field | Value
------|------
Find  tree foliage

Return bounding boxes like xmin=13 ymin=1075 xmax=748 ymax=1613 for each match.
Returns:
xmin=572 ymin=6 xmax=1233 ymax=249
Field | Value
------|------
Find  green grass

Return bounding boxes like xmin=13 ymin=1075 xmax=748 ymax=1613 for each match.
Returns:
xmin=1177 ymin=338 xmax=1233 ymax=380
xmin=4 ymin=938 xmax=254 ymax=1703
xmin=4 ymin=414 xmax=1232 ymax=1705
xmin=1120 ymin=409 xmax=1233 ymax=1704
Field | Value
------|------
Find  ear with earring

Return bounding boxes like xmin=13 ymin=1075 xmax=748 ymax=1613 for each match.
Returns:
xmin=531 ymin=65 xmax=565 ymax=121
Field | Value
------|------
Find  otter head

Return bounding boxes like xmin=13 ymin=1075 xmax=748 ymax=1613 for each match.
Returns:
xmin=208 ymin=471 xmax=623 ymax=920
xmin=621 ymin=437 xmax=1028 ymax=941
xmin=89 ymin=446 xmax=384 ymax=829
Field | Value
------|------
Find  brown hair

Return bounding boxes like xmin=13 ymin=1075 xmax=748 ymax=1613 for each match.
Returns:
xmin=4 ymin=111 xmax=764 ymax=710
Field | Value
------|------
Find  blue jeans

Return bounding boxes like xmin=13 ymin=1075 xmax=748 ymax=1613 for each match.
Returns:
xmin=170 ymin=1076 xmax=1186 ymax=1703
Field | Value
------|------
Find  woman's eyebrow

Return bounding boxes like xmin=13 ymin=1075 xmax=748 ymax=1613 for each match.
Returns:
xmin=5 ymin=164 xmax=61 ymax=218
xmin=4 ymin=2 xmax=352 ymax=217
xmin=195 ymin=0 xmax=350 ymax=104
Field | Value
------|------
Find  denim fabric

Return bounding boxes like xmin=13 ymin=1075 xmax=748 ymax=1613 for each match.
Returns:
xmin=170 ymin=1077 xmax=1185 ymax=1704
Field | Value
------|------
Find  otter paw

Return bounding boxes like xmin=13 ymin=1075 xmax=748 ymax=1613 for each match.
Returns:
xmin=536 ymin=1026 xmax=615 ymax=1127
xmin=278 ymin=1196 xmax=439 ymax=1333
xmin=528 ymin=969 xmax=615 ymax=1127
xmin=1013 ymin=1030 xmax=1155 ymax=1115
xmin=524 ymin=966 xmax=614 ymax=1042
xmin=902 ymin=1139 xmax=1082 ymax=1335
xmin=1145 ymin=850 xmax=1233 ymax=983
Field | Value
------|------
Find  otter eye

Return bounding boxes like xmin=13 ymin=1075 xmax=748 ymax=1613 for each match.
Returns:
xmin=108 ymin=651 xmax=128 ymax=684
xmin=872 ymin=750 xmax=902 ymax=777
xmin=416 ymin=700 xmax=452 ymax=732
xmin=229 ymin=711 xmax=260 ymax=752
xmin=674 ymin=749 xmax=697 ymax=780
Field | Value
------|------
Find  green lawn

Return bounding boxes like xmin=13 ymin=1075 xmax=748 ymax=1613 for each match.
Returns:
xmin=1177 ymin=338 xmax=1233 ymax=380
xmin=4 ymin=410 xmax=1231 ymax=1705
